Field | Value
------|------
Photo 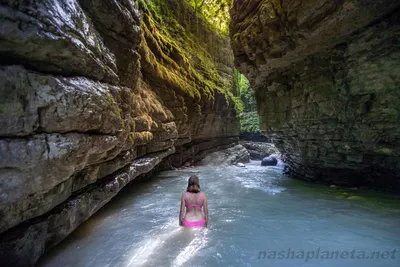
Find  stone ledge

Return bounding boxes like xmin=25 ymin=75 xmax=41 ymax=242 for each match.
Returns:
xmin=0 ymin=147 xmax=175 ymax=267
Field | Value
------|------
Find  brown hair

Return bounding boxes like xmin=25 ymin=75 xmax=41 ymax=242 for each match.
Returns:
xmin=186 ymin=175 xmax=200 ymax=193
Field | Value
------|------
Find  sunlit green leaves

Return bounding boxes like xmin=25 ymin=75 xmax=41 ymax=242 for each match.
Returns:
xmin=186 ymin=0 xmax=233 ymax=32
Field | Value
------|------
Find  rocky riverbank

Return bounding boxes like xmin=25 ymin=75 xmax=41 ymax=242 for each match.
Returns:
xmin=230 ymin=0 xmax=400 ymax=191
xmin=240 ymin=141 xmax=278 ymax=161
xmin=0 ymin=0 xmax=240 ymax=265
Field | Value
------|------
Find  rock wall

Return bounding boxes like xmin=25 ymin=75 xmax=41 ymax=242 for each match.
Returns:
xmin=230 ymin=0 xmax=400 ymax=191
xmin=0 ymin=0 xmax=239 ymax=265
xmin=240 ymin=141 xmax=277 ymax=160
xmin=200 ymin=144 xmax=250 ymax=166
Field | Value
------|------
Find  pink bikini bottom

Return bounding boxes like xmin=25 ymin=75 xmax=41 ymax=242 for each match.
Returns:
xmin=183 ymin=218 xmax=206 ymax=228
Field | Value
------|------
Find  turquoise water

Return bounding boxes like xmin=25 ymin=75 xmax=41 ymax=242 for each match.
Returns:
xmin=37 ymin=161 xmax=400 ymax=267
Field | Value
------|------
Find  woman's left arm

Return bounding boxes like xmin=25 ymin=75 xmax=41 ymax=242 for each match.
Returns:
xmin=179 ymin=193 xmax=185 ymax=226
xmin=203 ymin=194 xmax=208 ymax=227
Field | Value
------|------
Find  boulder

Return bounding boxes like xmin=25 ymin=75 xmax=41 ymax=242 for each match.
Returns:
xmin=261 ymin=156 xmax=278 ymax=167
xmin=240 ymin=141 xmax=278 ymax=160
xmin=200 ymin=145 xmax=250 ymax=166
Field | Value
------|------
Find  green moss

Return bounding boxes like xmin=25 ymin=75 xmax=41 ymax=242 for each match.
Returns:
xmin=137 ymin=0 xmax=241 ymax=114
xmin=283 ymin=178 xmax=400 ymax=213
xmin=128 ymin=132 xmax=135 ymax=144
xmin=105 ymin=92 xmax=125 ymax=130
xmin=233 ymin=96 xmax=244 ymax=114
xmin=379 ymin=147 xmax=393 ymax=154
xmin=73 ymin=15 xmax=84 ymax=30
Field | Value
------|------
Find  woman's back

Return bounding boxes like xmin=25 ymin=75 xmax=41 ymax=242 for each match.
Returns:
xmin=184 ymin=192 xmax=205 ymax=221
xmin=179 ymin=175 xmax=208 ymax=227
xmin=185 ymin=192 xmax=204 ymax=209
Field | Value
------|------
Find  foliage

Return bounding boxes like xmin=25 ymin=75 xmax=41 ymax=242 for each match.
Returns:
xmin=233 ymin=96 xmax=244 ymax=114
xmin=233 ymin=68 xmax=250 ymax=96
xmin=240 ymin=111 xmax=260 ymax=133
xmin=138 ymin=0 xmax=227 ymax=98
xmin=186 ymin=0 xmax=233 ymax=33
xmin=233 ymin=69 xmax=261 ymax=132
xmin=240 ymin=86 xmax=257 ymax=112
xmin=137 ymin=0 xmax=244 ymax=114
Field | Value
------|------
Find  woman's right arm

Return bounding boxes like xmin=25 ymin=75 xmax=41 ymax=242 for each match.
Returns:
xmin=179 ymin=193 xmax=185 ymax=226
xmin=203 ymin=194 xmax=208 ymax=227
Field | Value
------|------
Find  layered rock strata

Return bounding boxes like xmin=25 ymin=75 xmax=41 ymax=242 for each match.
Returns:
xmin=0 ymin=0 xmax=239 ymax=265
xmin=230 ymin=0 xmax=400 ymax=190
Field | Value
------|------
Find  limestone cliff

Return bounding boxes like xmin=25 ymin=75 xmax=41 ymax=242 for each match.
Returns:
xmin=230 ymin=0 xmax=400 ymax=190
xmin=0 ymin=0 xmax=239 ymax=265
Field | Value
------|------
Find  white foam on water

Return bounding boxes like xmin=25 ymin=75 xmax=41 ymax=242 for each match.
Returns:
xmin=126 ymin=219 xmax=180 ymax=267
xmin=232 ymin=169 xmax=286 ymax=194
xmin=172 ymin=228 xmax=209 ymax=267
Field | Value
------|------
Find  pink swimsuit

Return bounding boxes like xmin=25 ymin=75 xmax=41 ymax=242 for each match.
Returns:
xmin=183 ymin=192 xmax=206 ymax=228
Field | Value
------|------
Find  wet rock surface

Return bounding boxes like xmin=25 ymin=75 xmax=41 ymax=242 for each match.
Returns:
xmin=200 ymin=144 xmax=250 ymax=166
xmin=261 ymin=156 xmax=278 ymax=167
xmin=0 ymin=148 xmax=175 ymax=267
xmin=240 ymin=141 xmax=278 ymax=160
xmin=239 ymin=132 xmax=270 ymax=142
xmin=230 ymin=0 xmax=400 ymax=191
xmin=0 ymin=0 xmax=240 ymax=265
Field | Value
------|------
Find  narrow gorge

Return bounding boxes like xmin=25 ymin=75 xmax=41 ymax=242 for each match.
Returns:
xmin=231 ymin=0 xmax=400 ymax=191
xmin=0 ymin=0 xmax=399 ymax=266
xmin=0 ymin=0 xmax=240 ymax=265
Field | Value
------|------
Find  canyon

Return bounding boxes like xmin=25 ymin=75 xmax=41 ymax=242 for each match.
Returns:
xmin=0 ymin=0 xmax=239 ymax=265
xmin=230 ymin=0 xmax=400 ymax=191
xmin=0 ymin=0 xmax=399 ymax=266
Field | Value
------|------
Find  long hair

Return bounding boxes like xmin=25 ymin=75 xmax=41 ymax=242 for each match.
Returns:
xmin=186 ymin=175 xmax=200 ymax=193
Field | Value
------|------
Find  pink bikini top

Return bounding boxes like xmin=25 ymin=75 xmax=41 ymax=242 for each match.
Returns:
xmin=185 ymin=192 xmax=203 ymax=208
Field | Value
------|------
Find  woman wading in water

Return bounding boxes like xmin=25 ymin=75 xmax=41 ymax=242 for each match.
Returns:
xmin=179 ymin=175 xmax=208 ymax=228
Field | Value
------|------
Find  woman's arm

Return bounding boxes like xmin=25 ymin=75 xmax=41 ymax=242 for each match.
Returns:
xmin=179 ymin=193 xmax=185 ymax=226
xmin=203 ymin=194 xmax=208 ymax=227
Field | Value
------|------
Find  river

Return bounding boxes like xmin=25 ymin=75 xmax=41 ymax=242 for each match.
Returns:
xmin=37 ymin=161 xmax=400 ymax=267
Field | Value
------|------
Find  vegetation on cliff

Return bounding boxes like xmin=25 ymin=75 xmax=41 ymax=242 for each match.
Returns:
xmin=233 ymin=69 xmax=261 ymax=133
xmin=138 ymin=0 xmax=231 ymax=95
xmin=186 ymin=0 xmax=233 ymax=32
xmin=137 ymin=0 xmax=243 ymax=116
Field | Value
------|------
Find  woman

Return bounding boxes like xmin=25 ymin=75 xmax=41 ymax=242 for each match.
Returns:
xmin=179 ymin=175 xmax=208 ymax=228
